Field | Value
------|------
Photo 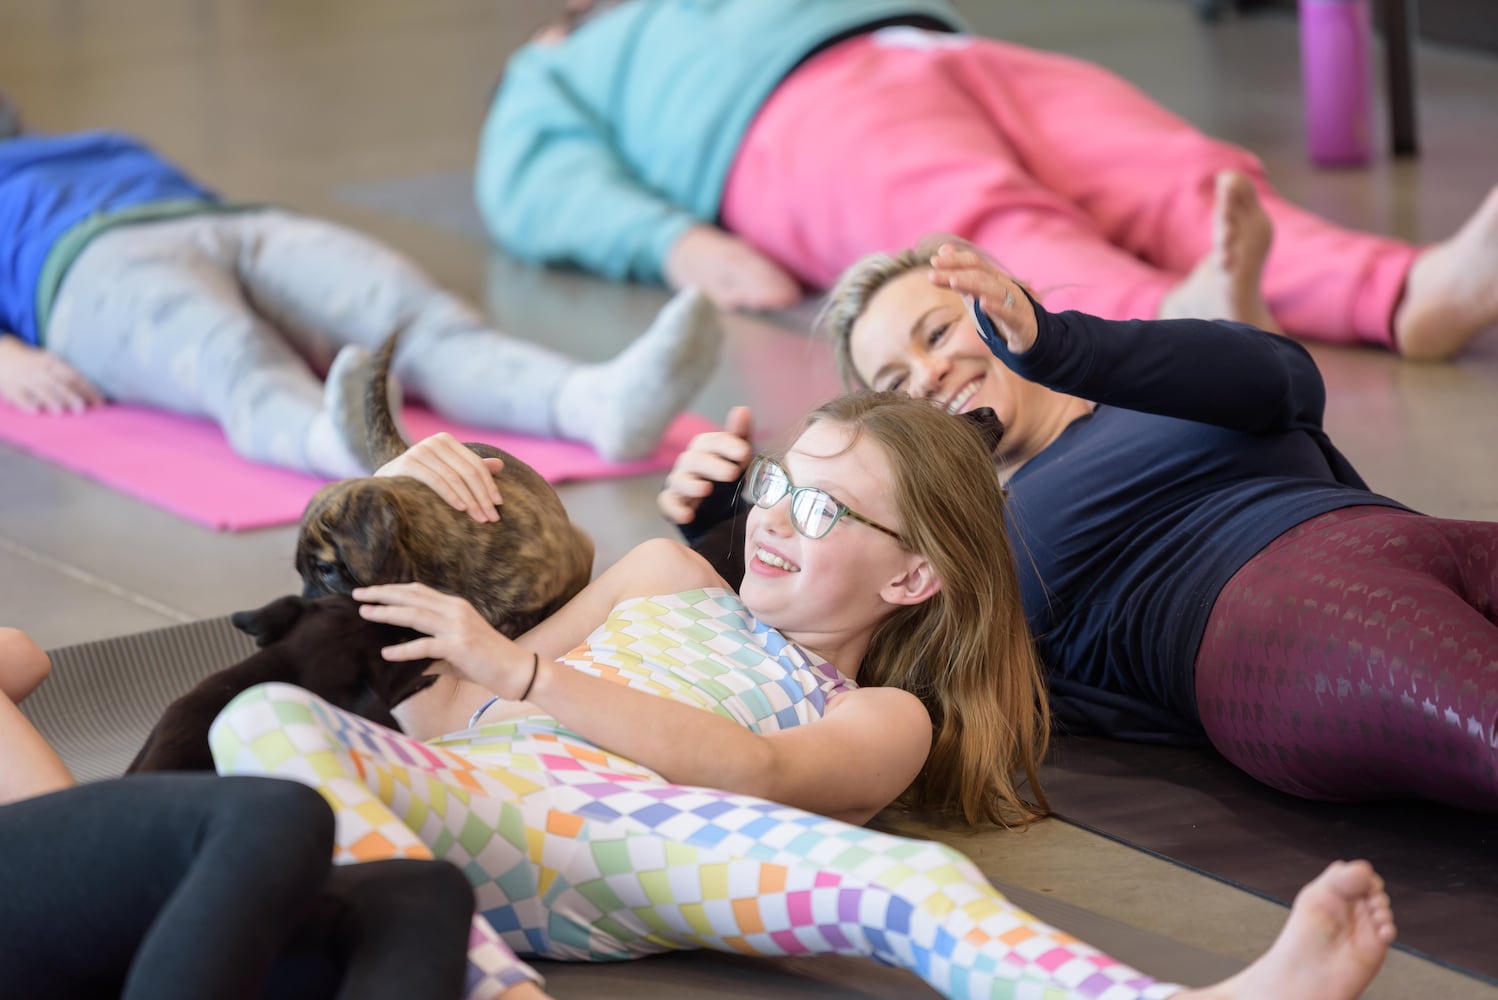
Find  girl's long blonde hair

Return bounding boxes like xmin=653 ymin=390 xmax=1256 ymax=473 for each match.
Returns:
xmin=796 ymin=392 xmax=1049 ymax=828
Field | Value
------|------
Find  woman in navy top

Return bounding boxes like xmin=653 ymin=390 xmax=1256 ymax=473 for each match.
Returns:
xmin=662 ymin=231 xmax=1497 ymax=811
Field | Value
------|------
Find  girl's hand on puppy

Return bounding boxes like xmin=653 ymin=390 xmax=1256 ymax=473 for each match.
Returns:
xmin=376 ymin=432 xmax=504 ymax=523
xmin=355 ymin=583 xmax=535 ymax=700
xmin=927 ymin=244 xmax=1038 ymax=354
xmin=658 ymin=405 xmax=753 ymax=524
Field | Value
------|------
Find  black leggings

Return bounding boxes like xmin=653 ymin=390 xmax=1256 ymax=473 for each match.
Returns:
xmin=0 ymin=774 xmax=474 ymax=1000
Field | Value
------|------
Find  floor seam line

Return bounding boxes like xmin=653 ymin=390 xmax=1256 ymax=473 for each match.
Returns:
xmin=0 ymin=536 xmax=195 ymax=624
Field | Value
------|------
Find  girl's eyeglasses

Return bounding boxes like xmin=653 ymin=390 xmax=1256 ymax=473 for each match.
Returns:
xmin=745 ymin=456 xmax=904 ymax=543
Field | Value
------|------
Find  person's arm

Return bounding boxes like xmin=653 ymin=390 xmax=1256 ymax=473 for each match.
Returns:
xmin=538 ymin=668 xmax=930 ymax=824
xmin=0 ymin=629 xmax=75 ymax=805
xmin=475 ymin=43 xmax=700 ymax=285
xmin=360 ymin=538 xmax=721 ymax=683
xmin=476 ymin=47 xmax=800 ymax=309
xmin=930 ymin=245 xmax=1329 ymax=434
xmin=357 ymin=543 xmax=931 ymax=824
xmin=0 ymin=334 xmax=105 ymax=414
xmin=989 ymin=304 xmax=1330 ymax=434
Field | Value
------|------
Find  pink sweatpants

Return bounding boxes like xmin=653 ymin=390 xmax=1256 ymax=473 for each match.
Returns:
xmin=720 ymin=31 xmax=1415 ymax=348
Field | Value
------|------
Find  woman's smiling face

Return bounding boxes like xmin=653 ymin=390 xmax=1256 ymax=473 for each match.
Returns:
xmin=847 ymin=269 xmax=1025 ymax=431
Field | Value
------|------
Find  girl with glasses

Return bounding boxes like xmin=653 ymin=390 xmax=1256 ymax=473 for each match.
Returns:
xmin=211 ymin=393 xmax=1393 ymax=1000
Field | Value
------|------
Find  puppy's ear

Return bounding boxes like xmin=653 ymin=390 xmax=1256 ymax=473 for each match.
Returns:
xmin=336 ymin=489 xmax=412 ymax=587
xmin=231 ymin=595 xmax=306 ymax=647
xmin=962 ymin=406 xmax=1006 ymax=454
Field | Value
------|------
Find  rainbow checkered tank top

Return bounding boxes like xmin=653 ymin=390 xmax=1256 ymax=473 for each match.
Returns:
xmin=561 ymin=587 xmax=857 ymax=732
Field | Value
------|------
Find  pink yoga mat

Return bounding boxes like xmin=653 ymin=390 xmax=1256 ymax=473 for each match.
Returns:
xmin=0 ymin=403 xmax=716 ymax=532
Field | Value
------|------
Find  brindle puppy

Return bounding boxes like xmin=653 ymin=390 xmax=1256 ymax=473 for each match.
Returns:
xmin=295 ymin=336 xmax=594 ymax=636
xmin=128 ymin=594 xmax=437 ymax=773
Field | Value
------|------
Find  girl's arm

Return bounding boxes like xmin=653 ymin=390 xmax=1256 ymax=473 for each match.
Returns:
xmin=0 ymin=629 xmax=75 ymax=805
xmin=357 ymin=546 xmax=932 ymax=824
xmin=526 ymin=667 xmax=931 ymax=825
xmin=359 ymin=538 xmax=720 ymax=676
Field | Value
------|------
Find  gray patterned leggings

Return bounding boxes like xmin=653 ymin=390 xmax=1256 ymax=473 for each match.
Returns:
xmin=45 ymin=210 xmax=574 ymax=473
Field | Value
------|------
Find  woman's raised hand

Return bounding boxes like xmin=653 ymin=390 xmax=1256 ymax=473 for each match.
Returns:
xmin=928 ymin=244 xmax=1039 ymax=354
xmin=657 ymin=405 xmax=753 ymax=524
xmin=355 ymin=583 xmax=534 ymax=699
xmin=375 ymin=432 xmax=504 ymax=523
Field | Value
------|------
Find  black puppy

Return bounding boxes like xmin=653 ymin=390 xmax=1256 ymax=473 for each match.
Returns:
xmin=127 ymin=594 xmax=437 ymax=773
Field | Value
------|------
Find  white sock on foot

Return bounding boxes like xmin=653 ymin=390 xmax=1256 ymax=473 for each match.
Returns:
xmin=552 ymin=287 xmax=723 ymax=461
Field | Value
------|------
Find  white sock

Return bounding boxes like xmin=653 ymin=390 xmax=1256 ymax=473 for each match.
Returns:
xmin=551 ymin=287 xmax=722 ymax=461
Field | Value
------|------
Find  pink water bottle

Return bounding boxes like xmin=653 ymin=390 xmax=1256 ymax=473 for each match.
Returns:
xmin=1299 ymin=0 xmax=1374 ymax=166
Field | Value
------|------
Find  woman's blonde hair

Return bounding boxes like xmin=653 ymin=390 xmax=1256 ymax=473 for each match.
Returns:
xmin=816 ymin=234 xmax=969 ymax=392
xmin=794 ymin=391 xmax=1049 ymax=828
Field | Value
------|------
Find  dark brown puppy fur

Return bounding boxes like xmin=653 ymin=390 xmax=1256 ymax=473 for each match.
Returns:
xmin=295 ymin=335 xmax=594 ymax=636
xmin=128 ymin=594 xmax=437 ymax=773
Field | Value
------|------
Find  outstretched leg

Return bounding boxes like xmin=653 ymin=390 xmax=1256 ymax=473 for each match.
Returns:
xmin=45 ymin=215 xmax=369 ymax=476
xmin=0 ymin=774 xmax=331 ymax=1000
xmin=230 ymin=211 xmax=721 ymax=461
xmin=212 ymin=683 xmax=1399 ymax=1000
xmin=724 ymin=32 xmax=1438 ymax=352
xmin=209 ymin=682 xmax=547 ymax=999
xmin=1196 ymin=506 xmax=1498 ymax=808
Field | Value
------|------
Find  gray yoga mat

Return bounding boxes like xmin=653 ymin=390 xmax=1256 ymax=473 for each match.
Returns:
xmin=28 ymin=617 xmax=1242 ymax=993
xmin=1040 ymin=735 xmax=1498 ymax=988
xmin=25 ymin=615 xmax=258 ymax=781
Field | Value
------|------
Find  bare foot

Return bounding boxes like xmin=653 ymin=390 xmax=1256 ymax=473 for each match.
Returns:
xmin=1159 ymin=170 xmax=1282 ymax=334
xmin=1176 ymin=860 xmax=1396 ymax=1000
xmin=1394 ymin=184 xmax=1498 ymax=361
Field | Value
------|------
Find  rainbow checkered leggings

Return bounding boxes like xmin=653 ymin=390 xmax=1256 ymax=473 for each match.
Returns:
xmin=210 ymin=683 xmax=1180 ymax=1000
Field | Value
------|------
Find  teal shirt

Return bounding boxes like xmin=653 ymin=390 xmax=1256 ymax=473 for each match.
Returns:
xmin=475 ymin=0 xmax=966 ymax=283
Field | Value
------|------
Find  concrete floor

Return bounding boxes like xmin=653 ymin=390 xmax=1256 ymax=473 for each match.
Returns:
xmin=2 ymin=0 xmax=1495 ymax=996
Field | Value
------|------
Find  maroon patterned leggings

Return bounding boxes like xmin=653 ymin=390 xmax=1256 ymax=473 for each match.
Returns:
xmin=1194 ymin=506 xmax=1498 ymax=810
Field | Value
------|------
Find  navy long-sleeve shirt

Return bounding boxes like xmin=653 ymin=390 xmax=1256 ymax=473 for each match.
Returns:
xmin=685 ymin=301 xmax=1409 ymax=744
xmin=977 ymin=301 xmax=1408 ymax=742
